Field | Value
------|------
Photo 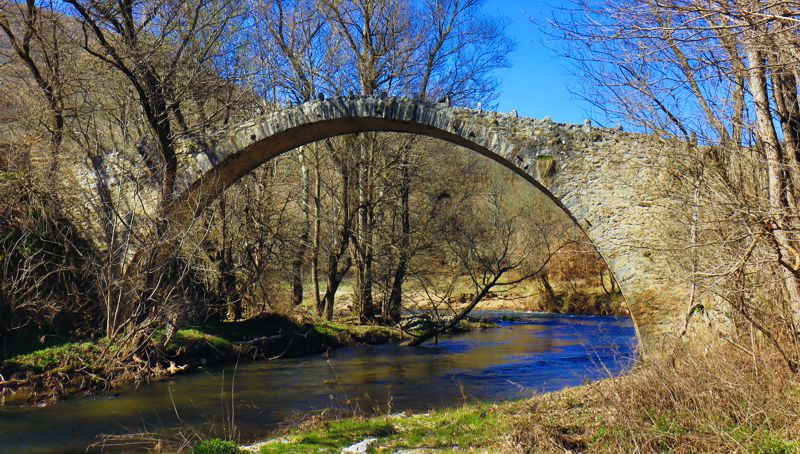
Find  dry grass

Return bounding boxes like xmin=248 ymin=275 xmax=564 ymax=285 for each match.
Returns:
xmin=236 ymin=340 xmax=800 ymax=453
xmin=501 ymin=343 xmax=800 ymax=453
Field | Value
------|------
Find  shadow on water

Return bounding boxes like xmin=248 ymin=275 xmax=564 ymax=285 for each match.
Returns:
xmin=0 ymin=311 xmax=637 ymax=453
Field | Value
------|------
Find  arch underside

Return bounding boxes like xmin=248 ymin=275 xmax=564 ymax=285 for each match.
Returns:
xmin=176 ymin=117 xmax=570 ymax=228
xmin=173 ymin=98 xmax=684 ymax=353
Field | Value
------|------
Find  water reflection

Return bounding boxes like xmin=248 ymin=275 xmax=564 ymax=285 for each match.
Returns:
xmin=0 ymin=312 xmax=637 ymax=453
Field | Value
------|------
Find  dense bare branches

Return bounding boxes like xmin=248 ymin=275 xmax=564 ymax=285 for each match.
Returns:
xmin=553 ymin=0 xmax=800 ymax=368
xmin=0 ymin=0 xmax=601 ymax=375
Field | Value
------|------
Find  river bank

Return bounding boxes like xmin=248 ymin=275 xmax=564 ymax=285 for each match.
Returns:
xmin=406 ymin=282 xmax=628 ymax=317
xmin=238 ymin=344 xmax=800 ymax=453
xmin=0 ymin=315 xmax=408 ymax=407
xmin=0 ymin=313 xmax=500 ymax=408
xmin=0 ymin=312 xmax=634 ymax=452
xmin=0 ymin=277 xmax=619 ymax=408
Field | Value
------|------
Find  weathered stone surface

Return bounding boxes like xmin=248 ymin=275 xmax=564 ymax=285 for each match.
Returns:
xmin=173 ymin=96 xmax=689 ymax=354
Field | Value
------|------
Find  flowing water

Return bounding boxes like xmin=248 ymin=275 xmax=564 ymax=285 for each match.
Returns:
xmin=0 ymin=311 xmax=637 ymax=453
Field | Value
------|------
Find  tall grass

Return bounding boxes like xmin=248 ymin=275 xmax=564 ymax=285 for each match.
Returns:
xmin=503 ymin=343 xmax=800 ymax=452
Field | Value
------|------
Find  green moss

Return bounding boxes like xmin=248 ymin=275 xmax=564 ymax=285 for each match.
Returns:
xmin=535 ymin=154 xmax=556 ymax=178
xmin=171 ymin=328 xmax=233 ymax=349
xmin=2 ymin=341 xmax=100 ymax=373
xmin=192 ymin=438 xmax=242 ymax=454
xmin=457 ymin=318 xmax=496 ymax=330
xmin=313 ymin=321 xmax=398 ymax=343
xmin=312 ymin=322 xmax=350 ymax=338
xmin=257 ymin=404 xmax=505 ymax=453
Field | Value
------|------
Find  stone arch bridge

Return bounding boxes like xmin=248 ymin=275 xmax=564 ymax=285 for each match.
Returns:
xmin=173 ymin=96 xmax=689 ymax=353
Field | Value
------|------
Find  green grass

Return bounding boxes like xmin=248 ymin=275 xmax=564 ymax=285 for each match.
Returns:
xmin=192 ymin=438 xmax=242 ymax=454
xmin=313 ymin=320 xmax=397 ymax=340
xmin=726 ymin=425 xmax=800 ymax=454
xmin=1 ymin=341 xmax=101 ymax=373
xmin=171 ymin=328 xmax=233 ymax=349
xmin=4 ymin=328 xmax=232 ymax=374
xmin=257 ymin=403 xmax=507 ymax=453
xmin=251 ymin=376 xmax=800 ymax=453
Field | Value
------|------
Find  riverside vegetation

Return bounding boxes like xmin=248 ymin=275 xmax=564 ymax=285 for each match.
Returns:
xmin=235 ymin=345 xmax=800 ymax=453
xmin=3 ymin=0 xmax=800 ymax=452
xmin=0 ymin=139 xmax=620 ymax=406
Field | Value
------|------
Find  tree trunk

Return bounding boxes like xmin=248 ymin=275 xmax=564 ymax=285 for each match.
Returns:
xmin=217 ymin=195 xmax=241 ymax=320
xmin=290 ymin=148 xmax=311 ymax=307
xmin=539 ymin=272 xmax=557 ymax=309
xmin=745 ymin=42 xmax=800 ymax=332
xmin=321 ymin=149 xmax=352 ymax=321
xmin=312 ymin=144 xmax=323 ymax=315
xmin=354 ymin=139 xmax=375 ymax=323
xmin=404 ymin=273 xmax=502 ymax=347
xmin=387 ymin=153 xmax=410 ymax=324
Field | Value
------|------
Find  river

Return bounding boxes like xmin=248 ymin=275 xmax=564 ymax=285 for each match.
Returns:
xmin=0 ymin=311 xmax=637 ymax=453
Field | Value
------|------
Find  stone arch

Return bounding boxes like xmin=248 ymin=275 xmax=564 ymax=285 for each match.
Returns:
xmin=172 ymin=96 xmax=685 ymax=354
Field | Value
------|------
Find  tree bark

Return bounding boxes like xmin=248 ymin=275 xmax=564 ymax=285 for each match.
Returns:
xmin=217 ymin=195 xmax=241 ymax=321
xmin=311 ymin=144 xmax=323 ymax=315
xmin=539 ymin=272 xmax=557 ymax=308
xmin=290 ymin=148 xmax=311 ymax=307
xmin=387 ymin=152 xmax=410 ymax=324
xmin=745 ymin=42 xmax=800 ymax=332
xmin=321 ymin=147 xmax=352 ymax=321
xmin=353 ymin=139 xmax=375 ymax=323
xmin=404 ymin=273 xmax=503 ymax=347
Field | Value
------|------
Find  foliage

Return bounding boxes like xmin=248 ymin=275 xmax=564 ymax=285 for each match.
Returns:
xmin=1 ymin=341 xmax=100 ymax=373
xmin=192 ymin=439 xmax=242 ymax=454
xmin=0 ymin=177 xmax=101 ymax=359
xmin=258 ymin=404 xmax=504 ymax=453
xmin=0 ymin=0 xmax=612 ymax=413
xmin=552 ymin=0 xmax=800 ymax=370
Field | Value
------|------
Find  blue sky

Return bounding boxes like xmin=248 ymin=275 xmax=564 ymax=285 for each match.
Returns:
xmin=483 ymin=0 xmax=589 ymax=124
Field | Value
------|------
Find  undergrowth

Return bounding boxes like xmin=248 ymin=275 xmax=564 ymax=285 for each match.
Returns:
xmin=249 ymin=342 xmax=800 ymax=453
xmin=502 ymin=343 xmax=800 ymax=452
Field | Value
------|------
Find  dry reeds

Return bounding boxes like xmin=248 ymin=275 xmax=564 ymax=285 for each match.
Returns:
xmin=503 ymin=343 xmax=800 ymax=453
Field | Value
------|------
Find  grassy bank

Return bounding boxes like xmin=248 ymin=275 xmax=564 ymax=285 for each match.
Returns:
xmin=233 ymin=344 xmax=800 ymax=453
xmin=246 ymin=402 xmax=509 ymax=453
xmin=0 ymin=315 xmax=404 ymax=407
xmin=0 ymin=315 xmax=497 ymax=407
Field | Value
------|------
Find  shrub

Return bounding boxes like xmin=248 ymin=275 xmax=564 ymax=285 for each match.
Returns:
xmin=191 ymin=438 xmax=241 ymax=454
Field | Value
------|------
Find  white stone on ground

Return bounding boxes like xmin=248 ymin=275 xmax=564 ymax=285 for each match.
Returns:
xmin=240 ymin=437 xmax=289 ymax=452
xmin=341 ymin=437 xmax=378 ymax=453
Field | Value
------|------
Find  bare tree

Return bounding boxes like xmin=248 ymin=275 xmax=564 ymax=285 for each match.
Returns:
xmin=552 ymin=0 xmax=800 ymax=367
xmin=0 ymin=0 xmax=66 ymax=181
xmin=404 ymin=184 xmax=562 ymax=346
